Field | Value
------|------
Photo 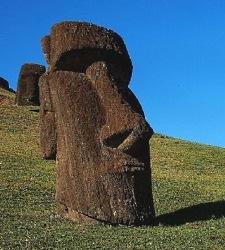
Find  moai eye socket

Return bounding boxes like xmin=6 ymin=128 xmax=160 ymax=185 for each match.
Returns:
xmin=54 ymin=48 xmax=132 ymax=87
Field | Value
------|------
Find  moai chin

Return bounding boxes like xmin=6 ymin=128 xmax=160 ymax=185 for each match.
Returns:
xmin=15 ymin=63 xmax=46 ymax=106
xmin=40 ymin=21 xmax=155 ymax=225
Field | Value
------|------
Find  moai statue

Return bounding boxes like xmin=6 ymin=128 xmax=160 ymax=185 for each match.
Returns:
xmin=15 ymin=63 xmax=45 ymax=106
xmin=40 ymin=21 xmax=155 ymax=225
xmin=0 ymin=77 xmax=9 ymax=90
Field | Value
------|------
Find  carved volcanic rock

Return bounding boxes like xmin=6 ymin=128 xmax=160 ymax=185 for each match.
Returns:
xmin=15 ymin=63 xmax=46 ymax=106
xmin=0 ymin=77 xmax=9 ymax=90
xmin=40 ymin=21 xmax=155 ymax=225
xmin=39 ymin=74 xmax=57 ymax=159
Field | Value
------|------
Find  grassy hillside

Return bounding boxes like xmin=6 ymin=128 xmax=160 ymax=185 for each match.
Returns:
xmin=1 ymin=99 xmax=225 ymax=249
xmin=0 ymin=88 xmax=15 ymax=105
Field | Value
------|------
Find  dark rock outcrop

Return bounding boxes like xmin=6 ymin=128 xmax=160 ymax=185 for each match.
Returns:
xmin=0 ymin=77 xmax=9 ymax=90
xmin=15 ymin=63 xmax=45 ymax=106
xmin=40 ymin=21 xmax=155 ymax=225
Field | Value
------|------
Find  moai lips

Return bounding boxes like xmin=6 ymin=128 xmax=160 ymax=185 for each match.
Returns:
xmin=40 ymin=21 xmax=155 ymax=225
xmin=15 ymin=63 xmax=45 ymax=106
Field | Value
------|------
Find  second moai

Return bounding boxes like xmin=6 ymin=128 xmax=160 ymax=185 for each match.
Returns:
xmin=15 ymin=63 xmax=45 ymax=106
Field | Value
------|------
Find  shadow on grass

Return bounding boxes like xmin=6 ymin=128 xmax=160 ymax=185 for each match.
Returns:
xmin=156 ymin=200 xmax=225 ymax=226
xmin=30 ymin=109 xmax=39 ymax=113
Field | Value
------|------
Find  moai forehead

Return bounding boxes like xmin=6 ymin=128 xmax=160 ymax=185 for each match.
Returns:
xmin=18 ymin=64 xmax=46 ymax=85
xmin=19 ymin=63 xmax=46 ymax=76
xmin=41 ymin=22 xmax=132 ymax=86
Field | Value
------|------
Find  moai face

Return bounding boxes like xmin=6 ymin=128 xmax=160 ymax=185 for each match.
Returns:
xmin=40 ymin=22 xmax=155 ymax=225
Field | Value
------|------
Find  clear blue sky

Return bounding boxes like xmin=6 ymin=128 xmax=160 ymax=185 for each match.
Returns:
xmin=0 ymin=0 xmax=225 ymax=148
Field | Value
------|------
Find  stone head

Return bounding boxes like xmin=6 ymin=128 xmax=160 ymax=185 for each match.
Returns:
xmin=40 ymin=21 xmax=155 ymax=225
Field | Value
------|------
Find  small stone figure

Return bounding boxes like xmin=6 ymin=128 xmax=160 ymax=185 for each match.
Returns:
xmin=15 ymin=63 xmax=45 ymax=106
xmin=40 ymin=21 xmax=155 ymax=225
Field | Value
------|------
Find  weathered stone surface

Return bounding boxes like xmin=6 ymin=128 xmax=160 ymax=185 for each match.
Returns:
xmin=39 ymin=74 xmax=57 ymax=159
xmin=0 ymin=77 xmax=9 ymax=90
xmin=40 ymin=21 xmax=155 ymax=225
xmin=15 ymin=63 xmax=46 ymax=106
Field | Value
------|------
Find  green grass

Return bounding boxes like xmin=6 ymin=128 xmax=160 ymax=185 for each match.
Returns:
xmin=0 ymin=88 xmax=15 ymax=105
xmin=1 ymin=103 xmax=225 ymax=249
xmin=0 ymin=88 xmax=15 ymax=98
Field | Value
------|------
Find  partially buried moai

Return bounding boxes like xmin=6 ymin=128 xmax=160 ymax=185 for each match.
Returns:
xmin=15 ymin=63 xmax=45 ymax=106
xmin=40 ymin=21 xmax=155 ymax=225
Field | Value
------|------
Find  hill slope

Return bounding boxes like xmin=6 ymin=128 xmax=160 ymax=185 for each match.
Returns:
xmin=0 ymin=88 xmax=15 ymax=105
xmin=1 ymin=101 xmax=225 ymax=249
